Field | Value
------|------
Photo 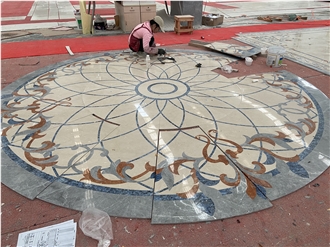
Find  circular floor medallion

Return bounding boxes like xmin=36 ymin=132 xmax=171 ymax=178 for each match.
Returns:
xmin=136 ymin=79 xmax=190 ymax=100
xmin=1 ymin=50 xmax=329 ymax=224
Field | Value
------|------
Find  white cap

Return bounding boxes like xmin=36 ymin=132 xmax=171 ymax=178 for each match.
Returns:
xmin=153 ymin=16 xmax=165 ymax=33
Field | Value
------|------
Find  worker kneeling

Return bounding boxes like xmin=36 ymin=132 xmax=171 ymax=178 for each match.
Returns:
xmin=128 ymin=16 xmax=166 ymax=55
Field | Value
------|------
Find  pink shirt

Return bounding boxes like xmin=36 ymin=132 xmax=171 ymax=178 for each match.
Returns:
xmin=128 ymin=21 xmax=158 ymax=55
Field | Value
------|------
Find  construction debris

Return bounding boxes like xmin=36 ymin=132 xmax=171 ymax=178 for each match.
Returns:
xmin=257 ymin=16 xmax=273 ymax=22
xmin=257 ymin=14 xmax=307 ymax=22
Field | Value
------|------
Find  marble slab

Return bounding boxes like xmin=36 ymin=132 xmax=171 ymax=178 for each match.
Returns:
xmin=204 ymin=42 xmax=261 ymax=58
xmin=151 ymin=126 xmax=273 ymax=224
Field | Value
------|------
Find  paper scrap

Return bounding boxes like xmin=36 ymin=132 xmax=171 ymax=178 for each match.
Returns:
xmin=16 ymin=220 xmax=76 ymax=247
xmin=65 ymin=46 xmax=74 ymax=56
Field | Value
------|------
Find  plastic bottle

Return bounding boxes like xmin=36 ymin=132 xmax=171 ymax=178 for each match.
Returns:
xmin=74 ymin=9 xmax=82 ymax=29
xmin=146 ymin=55 xmax=150 ymax=69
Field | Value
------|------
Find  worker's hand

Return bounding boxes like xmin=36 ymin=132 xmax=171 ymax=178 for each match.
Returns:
xmin=158 ymin=48 xmax=166 ymax=55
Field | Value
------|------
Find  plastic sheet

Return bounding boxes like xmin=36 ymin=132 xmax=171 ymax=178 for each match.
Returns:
xmin=221 ymin=65 xmax=232 ymax=73
xmin=79 ymin=208 xmax=113 ymax=247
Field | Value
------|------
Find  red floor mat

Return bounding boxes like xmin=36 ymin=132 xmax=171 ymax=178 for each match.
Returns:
xmin=1 ymin=1 xmax=34 ymax=17
xmin=1 ymin=20 xmax=329 ymax=59
xmin=204 ymin=2 xmax=238 ymax=9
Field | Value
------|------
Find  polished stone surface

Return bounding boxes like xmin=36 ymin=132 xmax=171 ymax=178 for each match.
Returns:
xmin=1 ymin=49 xmax=329 ymax=224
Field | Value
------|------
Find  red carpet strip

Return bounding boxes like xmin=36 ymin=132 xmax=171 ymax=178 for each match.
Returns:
xmin=0 ymin=1 xmax=34 ymax=17
xmin=1 ymin=20 xmax=329 ymax=59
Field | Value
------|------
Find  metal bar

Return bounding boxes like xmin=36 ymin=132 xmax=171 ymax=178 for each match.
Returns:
xmin=164 ymin=1 xmax=169 ymax=15
xmin=91 ymin=1 xmax=95 ymax=34
xmin=88 ymin=1 xmax=91 ymax=14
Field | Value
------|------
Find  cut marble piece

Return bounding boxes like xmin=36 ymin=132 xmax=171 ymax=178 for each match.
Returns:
xmin=1 ymin=60 xmax=122 ymax=178
xmin=234 ymin=27 xmax=330 ymax=75
xmin=204 ymin=42 xmax=261 ymax=58
xmin=1 ymin=148 xmax=54 ymax=199
xmin=1 ymin=50 xmax=329 ymax=224
xmin=151 ymin=126 xmax=273 ymax=224
xmin=36 ymin=178 xmax=153 ymax=219
xmin=36 ymin=126 xmax=157 ymax=218
xmin=207 ymin=70 xmax=330 ymax=201
xmin=1 ymin=53 xmax=123 ymax=198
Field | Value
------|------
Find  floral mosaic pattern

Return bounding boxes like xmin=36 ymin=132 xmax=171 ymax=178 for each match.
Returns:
xmin=1 ymin=51 xmax=329 ymax=223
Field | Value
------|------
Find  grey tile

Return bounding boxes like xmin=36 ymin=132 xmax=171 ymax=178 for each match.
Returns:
xmin=37 ymin=179 xmax=153 ymax=219
xmin=1 ymin=148 xmax=54 ymax=199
